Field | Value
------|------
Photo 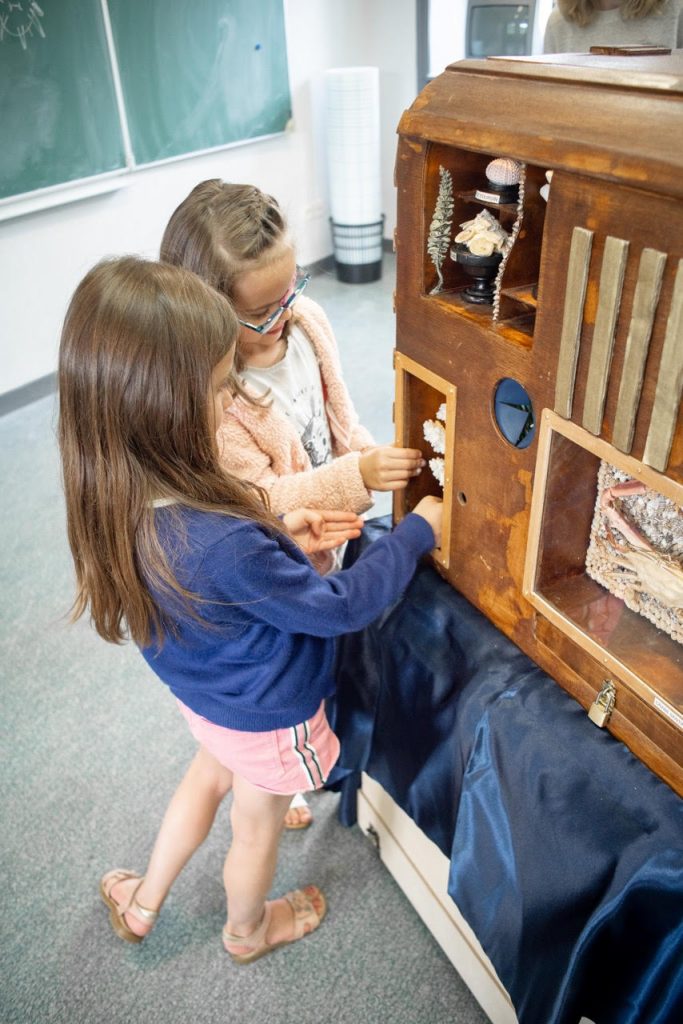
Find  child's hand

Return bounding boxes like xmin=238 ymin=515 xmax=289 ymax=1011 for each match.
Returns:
xmin=411 ymin=496 xmax=443 ymax=548
xmin=359 ymin=445 xmax=425 ymax=491
xmin=283 ymin=509 xmax=364 ymax=554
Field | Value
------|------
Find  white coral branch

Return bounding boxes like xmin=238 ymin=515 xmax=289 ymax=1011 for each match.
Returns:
xmin=423 ymin=419 xmax=446 ymax=455
xmin=429 ymin=457 xmax=445 ymax=489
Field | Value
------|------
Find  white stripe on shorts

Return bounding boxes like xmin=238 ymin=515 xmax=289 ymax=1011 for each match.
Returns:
xmin=290 ymin=720 xmax=325 ymax=788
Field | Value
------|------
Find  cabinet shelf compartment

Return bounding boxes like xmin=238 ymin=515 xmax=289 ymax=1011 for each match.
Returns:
xmin=500 ymin=283 xmax=537 ymax=309
xmin=456 ymin=189 xmax=519 ymax=216
xmin=424 ymin=144 xmax=548 ymax=341
xmin=394 ymin=352 xmax=456 ymax=570
xmin=523 ymin=409 xmax=683 ymax=731
xmin=428 ymin=289 xmax=535 ymax=349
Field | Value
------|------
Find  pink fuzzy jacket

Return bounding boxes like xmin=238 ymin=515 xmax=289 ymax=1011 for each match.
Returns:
xmin=217 ymin=295 xmax=376 ymax=518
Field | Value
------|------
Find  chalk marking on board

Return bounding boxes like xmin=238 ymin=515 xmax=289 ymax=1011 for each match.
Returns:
xmin=0 ymin=1 xmax=46 ymax=50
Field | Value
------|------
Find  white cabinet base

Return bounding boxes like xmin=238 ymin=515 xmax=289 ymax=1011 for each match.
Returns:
xmin=357 ymin=773 xmax=518 ymax=1024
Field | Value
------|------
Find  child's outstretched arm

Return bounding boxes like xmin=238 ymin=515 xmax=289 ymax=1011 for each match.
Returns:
xmin=282 ymin=509 xmax=364 ymax=554
xmin=200 ymin=497 xmax=442 ymax=639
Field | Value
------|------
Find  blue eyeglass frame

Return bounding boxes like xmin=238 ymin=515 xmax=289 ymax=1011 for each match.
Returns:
xmin=237 ymin=268 xmax=311 ymax=334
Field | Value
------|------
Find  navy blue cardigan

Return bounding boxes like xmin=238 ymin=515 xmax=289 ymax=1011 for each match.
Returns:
xmin=141 ymin=509 xmax=434 ymax=731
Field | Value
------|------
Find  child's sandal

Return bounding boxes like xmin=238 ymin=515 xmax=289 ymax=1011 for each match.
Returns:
xmin=284 ymin=793 xmax=313 ymax=831
xmin=222 ymin=885 xmax=326 ymax=964
xmin=99 ymin=868 xmax=159 ymax=944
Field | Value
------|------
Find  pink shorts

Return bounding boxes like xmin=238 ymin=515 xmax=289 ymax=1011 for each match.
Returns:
xmin=176 ymin=700 xmax=340 ymax=795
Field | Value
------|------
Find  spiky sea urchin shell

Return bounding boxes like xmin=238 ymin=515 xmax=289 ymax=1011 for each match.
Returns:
xmin=486 ymin=157 xmax=522 ymax=187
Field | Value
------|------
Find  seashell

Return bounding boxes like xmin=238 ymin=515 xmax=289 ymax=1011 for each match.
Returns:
xmin=468 ymin=236 xmax=496 ymax=257
xmin=486 ymin=157 xmax=522 ymax=186
xmin=474 ymin=209 xmax=498 ymax=227
xmin=454 ymin=228 xmax=475 ymax=243
xmin=478 ymin=228 xmax=506 ymax=244
xmin=460 ymin=210 xmax=496 ymax=231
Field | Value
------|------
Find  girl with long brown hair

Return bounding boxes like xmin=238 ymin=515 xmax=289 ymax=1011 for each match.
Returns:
xmin=58 ymin=256 xmax=442 ymax=962
xmin=160 ymin=178 xmax=428 ymax=828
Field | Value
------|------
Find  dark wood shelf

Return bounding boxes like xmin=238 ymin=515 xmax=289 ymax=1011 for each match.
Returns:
xmin=457 ymin=189 xmax=518 ymax=215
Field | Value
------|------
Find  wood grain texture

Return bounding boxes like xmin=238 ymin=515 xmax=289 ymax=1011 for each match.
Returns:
xmin=643 ymin=259 xmax=683 ymax=471
xmin=581 ymin=236 xmax=629 ymax=435
xmin=554 ymin=227 xmax=593 ymax=418
xmin=395 ymin=55 xmax=683 ymax=793
xmin=612 ymin=248 xmax=667 ymax=453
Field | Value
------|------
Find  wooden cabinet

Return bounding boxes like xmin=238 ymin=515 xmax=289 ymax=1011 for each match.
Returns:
xmin=393 ymin=53 xmax=683 ymax=794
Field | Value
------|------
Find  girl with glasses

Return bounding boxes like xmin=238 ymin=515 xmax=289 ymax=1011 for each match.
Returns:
xmin=161 ymin=180 xmax=426 ymax=829
xmin=58 ymin=257 xmax=442 ymax=960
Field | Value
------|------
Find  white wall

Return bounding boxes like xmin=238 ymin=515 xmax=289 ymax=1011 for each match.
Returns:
xmin=0 ymin=0 xmax=417 ymax=398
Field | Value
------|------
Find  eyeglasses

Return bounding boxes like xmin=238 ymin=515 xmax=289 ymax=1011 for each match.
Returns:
xmin=237 ymin=268 xmax=310 ymax=335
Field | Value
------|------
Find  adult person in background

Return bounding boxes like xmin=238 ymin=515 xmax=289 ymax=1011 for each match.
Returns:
xmin=543 ymin=0 xmax=683 ymax=52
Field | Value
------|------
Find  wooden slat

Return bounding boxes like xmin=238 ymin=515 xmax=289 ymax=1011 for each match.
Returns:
xmin=612 ymin=248 xmax=667 ymax=452
xmin=554 ymin=227 xmax=593 ymax=417
xmin=582 ymin=236 xmax=630 ymax=434
xmin=644 ymin=259 xmax=683 ymax=471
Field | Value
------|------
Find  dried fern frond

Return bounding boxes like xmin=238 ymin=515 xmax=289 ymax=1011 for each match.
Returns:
xmin=427 ymin=166 xmax=454 ymax=294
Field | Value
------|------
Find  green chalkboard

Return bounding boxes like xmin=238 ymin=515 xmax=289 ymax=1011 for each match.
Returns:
xmin=0 ymin=1 xmax=126 ymax=200
xmin=0 ymin=1 xmax=291 ymax=202
xmin=107 ymin=0 xmax=292 ymax=165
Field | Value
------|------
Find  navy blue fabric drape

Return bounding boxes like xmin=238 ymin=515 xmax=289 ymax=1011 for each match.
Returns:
xmin=328 ymin=518 xmax=683 ymax=1024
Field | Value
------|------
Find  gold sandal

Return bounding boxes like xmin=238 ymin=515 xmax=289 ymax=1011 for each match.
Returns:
xmin=222 ymin=885 xmax=326 ymax=964
xmin=99 ymin=869 xmax=159 ymax=944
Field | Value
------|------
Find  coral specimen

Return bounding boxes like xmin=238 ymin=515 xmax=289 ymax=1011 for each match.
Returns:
xmin=423 ymin=403 xmax=448 ymax=489
xmin=427 ymin=165 xmax=454 ymax=294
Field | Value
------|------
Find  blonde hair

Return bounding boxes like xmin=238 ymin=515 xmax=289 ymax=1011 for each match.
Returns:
xmin=557 ymin=0 xmax=669 ymax=26
xmin=58 ymin=256 xmax=281 ymax=647
xmin=160 ymin=180 xmax=291 ymax=380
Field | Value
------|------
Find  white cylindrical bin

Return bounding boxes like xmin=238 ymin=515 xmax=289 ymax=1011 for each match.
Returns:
xmin=325 ymin=66 xmax=384 ymax=283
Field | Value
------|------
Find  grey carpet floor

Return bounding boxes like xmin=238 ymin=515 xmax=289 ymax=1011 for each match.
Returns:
xmin=1 ymin=257 xmax=489 ymax=1024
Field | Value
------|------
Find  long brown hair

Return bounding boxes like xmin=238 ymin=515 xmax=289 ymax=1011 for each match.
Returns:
xmin=58 ymin=257 xmax=281 ymax=647
xmin=159 ymin=179 xmax=290 ymax=381
xmin=557 ymin=0 xmax=669 ymax=26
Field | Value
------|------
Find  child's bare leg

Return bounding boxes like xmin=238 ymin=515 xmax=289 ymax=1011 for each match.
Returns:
xmin=223 ymin=776 xmax=326 ymax=956
xmin=107 ymin=745 xmax=232 ymax=935
xmin=223 ymin=774 xmax=292 ymax=944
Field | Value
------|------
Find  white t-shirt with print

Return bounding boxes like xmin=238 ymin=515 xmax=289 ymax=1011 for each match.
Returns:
xmin=241 ymin=324 xmax=334 ymax=470
xmin=241 ymin=325 xmax=347 ymax=571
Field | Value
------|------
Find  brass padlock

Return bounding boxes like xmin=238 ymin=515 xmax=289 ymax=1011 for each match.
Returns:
xmin=588 ymin=679 xmax=616 ymax=728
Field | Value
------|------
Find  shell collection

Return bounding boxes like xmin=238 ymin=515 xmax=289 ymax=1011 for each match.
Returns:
xmin=540 ymin=169 xmax=553 ymax=202
xmin=585 ymin=462 xmax=683 ymax=644
xmin=454 ymin=209 xmax=509 ymax=258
